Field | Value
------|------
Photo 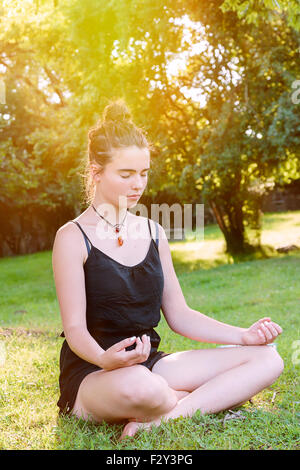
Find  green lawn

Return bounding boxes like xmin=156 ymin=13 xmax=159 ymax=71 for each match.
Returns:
xmin=0 ymin=211 xmax=299 ymax=450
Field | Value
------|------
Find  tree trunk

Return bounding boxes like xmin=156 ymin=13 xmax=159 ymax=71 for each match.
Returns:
xmin=209 ymin=199 xmax=253 ymax=255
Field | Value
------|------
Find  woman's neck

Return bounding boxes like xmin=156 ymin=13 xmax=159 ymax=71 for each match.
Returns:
xmin=91 ymin=199 xmax=128 ymax=226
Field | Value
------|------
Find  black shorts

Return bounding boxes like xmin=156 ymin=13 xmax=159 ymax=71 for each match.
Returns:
xmin=57 ymin=342 xmax=170 ymax=417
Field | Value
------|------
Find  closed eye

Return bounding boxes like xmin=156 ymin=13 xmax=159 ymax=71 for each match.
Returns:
xmin=121 ymin=174 xmax=148 ymax=179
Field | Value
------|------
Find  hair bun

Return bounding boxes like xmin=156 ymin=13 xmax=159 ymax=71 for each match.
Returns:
xmin=103 ymin=99 xmax=132 ymax=124
xmin=88 ymin=126 xmax=103 ymax=142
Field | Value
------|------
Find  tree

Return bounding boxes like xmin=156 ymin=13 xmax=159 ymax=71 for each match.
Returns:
xmin=0 ymin=0 xmax=190 ymax=254
xmin=1 ymin=0 xmax=299 ymax=257
xmin=168 ymin=1 xmax=300 ymax=254
xmin=220 ymin=0 xmax=300 ymax=32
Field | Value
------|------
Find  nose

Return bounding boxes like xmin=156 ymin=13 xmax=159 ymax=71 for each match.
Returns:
xmin=131 ymin=174 xmax=145 ymax=190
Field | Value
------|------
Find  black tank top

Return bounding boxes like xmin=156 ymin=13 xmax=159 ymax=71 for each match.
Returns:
xmin=61 ymin=218 xmax=165 ymax=352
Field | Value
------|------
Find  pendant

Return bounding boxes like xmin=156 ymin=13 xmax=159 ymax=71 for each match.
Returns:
xmin=118 ymin=236 xmax=123 ymax=246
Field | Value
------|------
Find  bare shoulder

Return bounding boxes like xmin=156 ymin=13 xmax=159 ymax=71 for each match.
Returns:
xmin=52 ymin=220 xmax=86 ymax=265
xmin=148 ymin=218 xmax=168 ymax=241
xmin=55 ymin=220 xmax=80 ymax=245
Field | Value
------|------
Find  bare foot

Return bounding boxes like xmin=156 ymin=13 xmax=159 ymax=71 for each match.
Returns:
xmin=119 ymin=421 xmax=152 ymax=441
xmin=119 ymin=391 xmax=190 ymax=441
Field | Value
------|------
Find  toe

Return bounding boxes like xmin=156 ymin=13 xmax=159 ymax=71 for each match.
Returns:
xmin=119 ymin=422 xmax=140 ymax=441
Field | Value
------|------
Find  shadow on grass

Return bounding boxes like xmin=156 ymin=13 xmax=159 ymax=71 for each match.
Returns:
xmin=171 ymin=242 xmax=300 ymax=274
xmin=230 ymin=244 xmax=300 ymax=264
xmin=261 ymin=214 xmax=291 ymax=227
xmin=171 ymin=255 xmax=230 ymax=274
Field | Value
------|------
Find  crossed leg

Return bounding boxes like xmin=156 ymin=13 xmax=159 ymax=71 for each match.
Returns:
xmin=120 ymin=344 xmax=284 ymax=439
xmin=70 ymin=344 xmax=284 ymax=438
xmin=71 ymin=364 xmax=180 ymax=424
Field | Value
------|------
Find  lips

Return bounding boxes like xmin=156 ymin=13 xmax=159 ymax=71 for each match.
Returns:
xmin=128 ymin=194 xmax=141 ymax=197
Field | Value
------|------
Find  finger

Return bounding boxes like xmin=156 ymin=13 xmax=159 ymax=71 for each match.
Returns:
xmin=261 ymin=323 xmax=273 ymax=341
xmin=271 ymin=322 xmax=283 ymax=335
xmin=114 ymin=336 xmax=136 ymax=352
xmin=126 ymin=335 xmax=151 ymax=362
xmin=146 ymin=335 xmax=151 ymax=357
xmin=134 ymin=335 xmax=149 ymax=362
xmin=140 ymin=335 xmax=147 ymax=356
xmin=251 ymin=318 xmax=271 ymax=331
xmin=257 ymin=327 xmax=267 ymax=343
xmin=127 ymin=337 xmax=147 ymax=364
xmin=125 ymin=344 xmax=143 ymax=361
xmin=135 ymin=336 xmax=143 ymax=356
xmin=259 ymin=317 xmax=271 ymax=325
xmin=264 ymin=321 xmax=278 ymax=338
xmin=140 ymin=335 xmax=150 ymax=359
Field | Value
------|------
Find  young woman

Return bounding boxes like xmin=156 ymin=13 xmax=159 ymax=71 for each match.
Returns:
xmin=52 ymin=99 xmax=284 ymax=440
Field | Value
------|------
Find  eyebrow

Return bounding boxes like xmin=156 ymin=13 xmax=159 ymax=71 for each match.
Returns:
xmin=118 ymin=168 xmax=150 ymax=172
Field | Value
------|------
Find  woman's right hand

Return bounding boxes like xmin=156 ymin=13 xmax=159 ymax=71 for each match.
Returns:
xmin=97 ymin=335 xmax=151 ymax=371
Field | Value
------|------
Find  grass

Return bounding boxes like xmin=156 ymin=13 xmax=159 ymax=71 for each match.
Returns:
xmin=0 ymin=210 xmax=299 ymax=450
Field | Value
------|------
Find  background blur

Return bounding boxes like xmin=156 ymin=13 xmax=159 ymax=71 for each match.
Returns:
xmin=0 ymin=0 xmax=299 ymax=257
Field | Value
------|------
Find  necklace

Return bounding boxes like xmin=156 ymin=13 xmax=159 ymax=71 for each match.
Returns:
xmin=92 ymin=204 xmax=128 ymax=246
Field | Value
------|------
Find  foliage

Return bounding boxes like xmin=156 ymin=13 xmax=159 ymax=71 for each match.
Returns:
xmin=0 ymin=0 xmax=299 ymax=255
xmin=220 ymin=0 xmax=300 ymax=32
xmin=172 ymin=1 xmax=300 ymax=253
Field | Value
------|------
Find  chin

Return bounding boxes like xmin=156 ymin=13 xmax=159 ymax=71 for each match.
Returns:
xmin=127 ymin=199 xmax=139 ymax=208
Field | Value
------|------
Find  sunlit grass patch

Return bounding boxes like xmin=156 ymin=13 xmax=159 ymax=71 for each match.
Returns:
xmin=0 ymin=211 xmax=299 ymax=449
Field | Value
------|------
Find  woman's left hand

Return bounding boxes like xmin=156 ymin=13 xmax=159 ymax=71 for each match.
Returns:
xmin=241 ymin=317 xmax=283 ymax=346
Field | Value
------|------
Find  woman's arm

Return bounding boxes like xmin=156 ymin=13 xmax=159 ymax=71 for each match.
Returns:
xmin=168 ymin=307 xmax=247 ymax=345
xmin=157 ymin=223 xmax=282 ymax=346
xmin=52 ymin=223 xmax=105 ymax=366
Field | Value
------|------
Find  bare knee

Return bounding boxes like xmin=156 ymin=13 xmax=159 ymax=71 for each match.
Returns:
xmin=74 ymin=366 xmax=175 ymax=424
xmin=121 ymin=365 xmax=176 ymax=411
xmin=255 ymin=346 xmax=284 ymax=383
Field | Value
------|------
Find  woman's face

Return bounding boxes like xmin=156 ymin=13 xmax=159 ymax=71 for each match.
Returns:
xmin=92 ymin=145 xmax=150 ymax=211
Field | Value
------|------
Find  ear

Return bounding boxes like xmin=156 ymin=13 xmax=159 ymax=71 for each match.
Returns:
xmin=90 ymin=163 xmax=102 ymax=182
